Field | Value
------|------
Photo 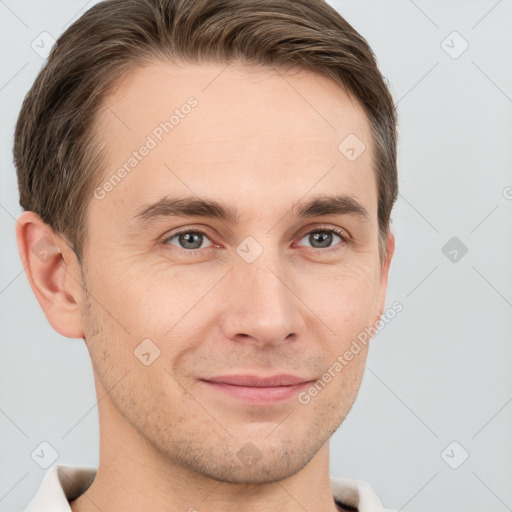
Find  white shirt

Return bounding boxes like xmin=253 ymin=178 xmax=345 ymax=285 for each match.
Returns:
xmin=23 ymin=465 xmax=395 ymax=512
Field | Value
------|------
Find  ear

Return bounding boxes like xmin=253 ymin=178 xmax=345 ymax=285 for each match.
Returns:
xmin=374 ymin=230 xmax=395 ymax=323
xmin=15 ymin=211 xmax=85 ymax=338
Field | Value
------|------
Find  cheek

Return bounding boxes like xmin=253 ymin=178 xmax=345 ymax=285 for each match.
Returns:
xmin=81 ymin=279 xmax=176 ymax=407
xmin=297 ymin=261 xmax=380 ymax=332
xmin=86 ymin=252 xmax=173 ymax=329
xmin=85 ymin=257 xmax=217 ymax=374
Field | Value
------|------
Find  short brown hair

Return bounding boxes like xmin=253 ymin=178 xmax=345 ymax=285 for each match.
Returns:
xmin=14 ymin=0 xmax=398 ymax=263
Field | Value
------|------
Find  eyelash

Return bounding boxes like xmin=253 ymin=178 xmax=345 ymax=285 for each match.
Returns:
xmin=162 ymin=225 xmax=350 ymax=255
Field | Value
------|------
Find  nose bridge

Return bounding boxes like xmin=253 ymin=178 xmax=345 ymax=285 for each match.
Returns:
xmin=219 ymin=244 xmax=303 ymax=345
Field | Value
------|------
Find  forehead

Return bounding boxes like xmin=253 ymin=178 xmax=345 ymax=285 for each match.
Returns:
xmin=90 ymin=60 xmax=376 ymax=227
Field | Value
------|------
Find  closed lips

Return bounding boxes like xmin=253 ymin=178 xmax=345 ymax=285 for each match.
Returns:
xmin=201 ymin=374 xmax=312 ymax=386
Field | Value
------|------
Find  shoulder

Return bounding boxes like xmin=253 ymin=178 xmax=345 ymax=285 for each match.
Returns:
xmin=331 ymin=476 xmax=396 ymax=512
xmin=23 ymin=465 xmax=97 ymax=512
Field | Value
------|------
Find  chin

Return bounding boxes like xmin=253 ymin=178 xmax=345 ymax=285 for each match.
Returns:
xmin=172 ymin=435 xmax=323 ymax=485
xmin=200 ymin=456 xmax=308 ymax=485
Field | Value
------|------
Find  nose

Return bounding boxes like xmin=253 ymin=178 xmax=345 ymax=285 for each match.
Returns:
xmin=218 ymin=255 xmax=306 ymax=348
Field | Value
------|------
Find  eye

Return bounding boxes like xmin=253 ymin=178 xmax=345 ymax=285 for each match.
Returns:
xmin=164 ymin=230 xmax=214 ymax=251
xmin=296 ymin=227 xmax=347 ymax=250
xmin=162 ymin=225 xmax=349 ymax=254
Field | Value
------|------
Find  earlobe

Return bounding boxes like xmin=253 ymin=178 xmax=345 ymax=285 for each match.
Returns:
xmin=15 ymin=211 xmax=85 ymax=339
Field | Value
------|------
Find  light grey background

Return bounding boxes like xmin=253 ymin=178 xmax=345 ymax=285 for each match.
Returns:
xmin=1 ymin=1 xmax=511 ymax=511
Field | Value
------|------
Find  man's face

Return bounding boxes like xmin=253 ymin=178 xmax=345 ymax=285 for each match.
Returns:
xmin=79 ymin=61 xmax=391 ymax=482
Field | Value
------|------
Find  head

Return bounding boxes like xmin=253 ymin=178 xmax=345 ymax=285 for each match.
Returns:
xmin=15 ymin=0 xmax=397 ymax=484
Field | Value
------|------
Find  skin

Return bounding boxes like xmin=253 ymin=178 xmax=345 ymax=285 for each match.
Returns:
xmin=17 ymin=61 xmax=394 ymax=512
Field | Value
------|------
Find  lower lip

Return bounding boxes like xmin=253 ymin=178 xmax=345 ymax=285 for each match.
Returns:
xmin=201 ymin=380 xmax=312 ymax=404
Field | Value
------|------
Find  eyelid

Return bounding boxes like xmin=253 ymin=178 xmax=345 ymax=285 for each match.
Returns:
xmin=293 ymin=224 xmax=350 ymax=252
xmin=162 ymin=223 xmax=351 ymax=253
xmin=161 ymin=224 xmax=217 ymax=247
xmin=296 ymin=223 xmax=351 ymax=242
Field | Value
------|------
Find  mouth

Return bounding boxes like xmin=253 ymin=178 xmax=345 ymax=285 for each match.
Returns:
xmin=199 ymin=374 xmax=314 ymax=404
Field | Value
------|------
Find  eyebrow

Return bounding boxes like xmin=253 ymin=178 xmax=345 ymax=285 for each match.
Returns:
xmin=133 ymin=193 xmax=369 ymax=226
